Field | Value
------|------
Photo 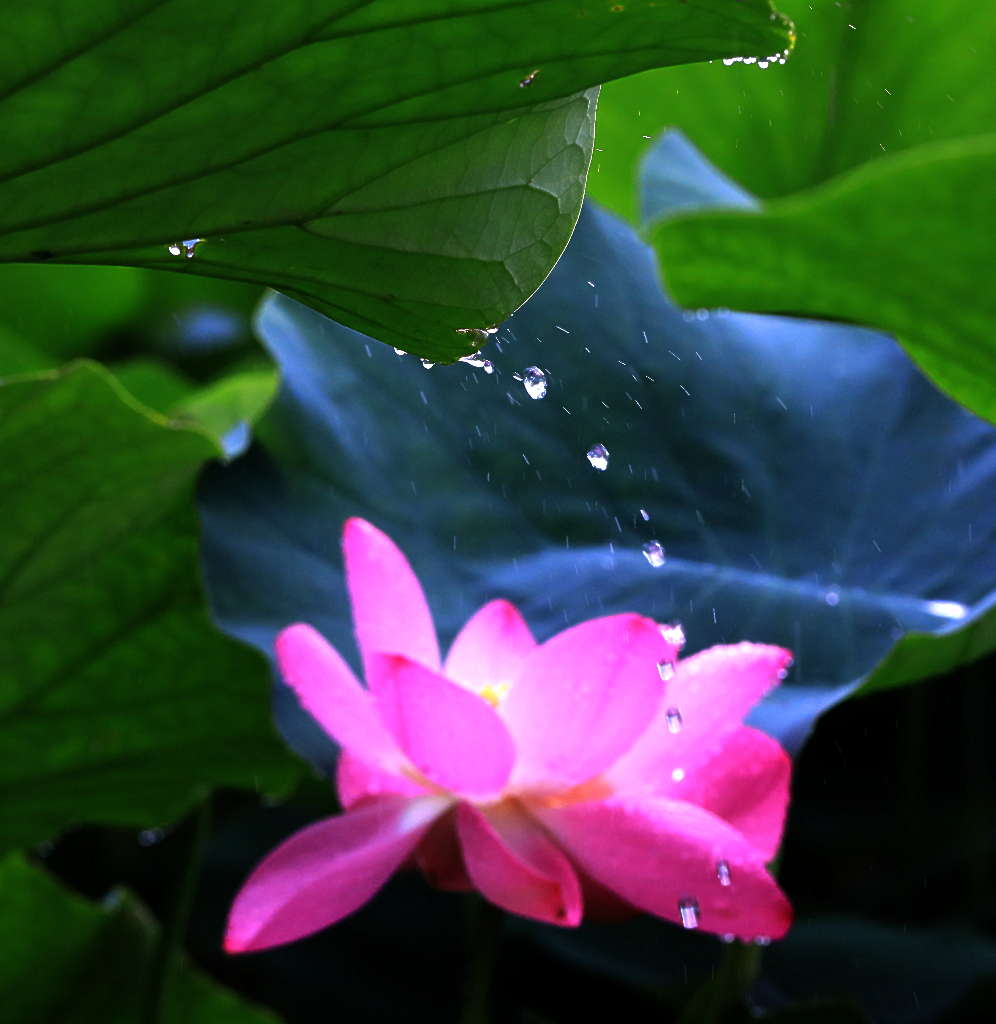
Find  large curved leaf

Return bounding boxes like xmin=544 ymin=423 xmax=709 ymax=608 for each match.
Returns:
xmin=0 ymin=362 xmax=299 ymax=853
xmin=0 ymin=0 xmax=790 ymax=361
xmin=591 ymin=0 xmax=996 ymax=421
xmin=652 ymin=133 xmax=996 ymax=424
xmin=199 ymin=136 xmax=996 ymax=761
xmin=591 ymin=0 xmax=996 ymax=216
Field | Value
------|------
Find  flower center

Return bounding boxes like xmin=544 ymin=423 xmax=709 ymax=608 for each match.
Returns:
xmin=478 ymin=680 xmax=512 ymax=707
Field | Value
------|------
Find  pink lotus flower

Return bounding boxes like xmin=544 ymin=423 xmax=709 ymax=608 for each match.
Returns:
xmin=225 ymin=519 xmax=793 ymax=952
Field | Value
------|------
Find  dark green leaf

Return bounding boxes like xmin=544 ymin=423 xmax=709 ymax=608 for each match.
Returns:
xmin=0 ymin=362 xmax=299 ymax=852
xmin=0 ymin=1 xmax=790 ymax=360
xmin=0 ymin=323 xmax=54 ymax=374
xmin=0 ymin=854 xmax=281 ymax=1023
xmin=198 ymin=137 xmax=996 ymax=764
xmin=0 ymin=264 xmax=147 ymax=360
xmin=650 ymin=135 xmax=996 ymax=423
xmin=591 ymin=0 xmax=996 ymax=216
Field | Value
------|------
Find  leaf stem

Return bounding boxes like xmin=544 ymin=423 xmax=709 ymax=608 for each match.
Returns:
xmin=141 ymin=799 xmax=212 ymax=1024
xmin=459 ymin=896 xmax=505 ymax=1024
xmin=676 ymin=939 xmax=762 ymax=1024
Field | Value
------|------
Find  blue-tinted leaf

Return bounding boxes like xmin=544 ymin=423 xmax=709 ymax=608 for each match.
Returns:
xmin=199 ymin=139 xmax=996 ymax=762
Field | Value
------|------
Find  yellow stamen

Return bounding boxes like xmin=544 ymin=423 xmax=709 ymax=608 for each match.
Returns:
xmin=478 ymin=681 xmax=511 ymax=707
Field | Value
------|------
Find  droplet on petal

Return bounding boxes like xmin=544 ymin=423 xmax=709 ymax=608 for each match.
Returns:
xmin=657 ymin=660 xmax=675 ymax=682
xmin=716 ymin=860 xmax=732 ymax=886
xmin=753 ymin=935 xmax=772 ymax=947
xmin=660 ymin=623 xmax=686 ymax=649
xmin=678 ymin=897 xmax=700 ymax=929
xmin=642 ymin=540 xmax=666 ymax=567
xmin=671 ymin=767 xmax=685 ymax=783
xmin=586 ymin=443 xmax=610 ymax=471
xmin=665 ymin=707 xmax=683 ymax=733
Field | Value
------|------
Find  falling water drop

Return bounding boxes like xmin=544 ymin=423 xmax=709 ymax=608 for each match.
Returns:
xmin=641 ymin=540 xmax=666 ymax=567
xmin=657 ymin=660 xmax=675 ymax=682
xmin=678 ymin=898 xmax=700 ymax=929
xmin=639 ymin=508 xmax=650 ymax=521
xmin=824 ymin=587 xmax=841 ymax=607
xmin=665 ymin=707 xmax=683 ymax=733
xmin=138 ymin=827 xmax=165 ymax=847
xmin=167 ymin=243 xmax=182 ymax=256
xmin=716 ymin=860 xmax=732 ymax=886
xmin=420 ymin=358 xmax=435 ymax=370
xmin=586 ymin=443 xmax=610 ymax=471
xmin=521 ymin=366 xmax=548 ymax=400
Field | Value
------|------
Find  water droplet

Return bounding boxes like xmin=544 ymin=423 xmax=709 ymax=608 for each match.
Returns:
xmin=521 ymin=366 xmax=548 ymax=400
xmin=671 ymin=767 xmax=685 ymax=783
xmin=642 ymin=540 xmax=666 ymax=567
xmin=393 ymin=347 xmax=407 ymax=356
xmin=639 ymin=508 xmax=650 ymax=521
xmin=657 ymin=661 xmax=675 ymax=682
xmin=717 ymin=860 xmax=732 ymax=886
xmin=586 ymin=443 xmax=610 ymax=471
xmin=168 ymin=238 xmax=203 ymax=258
xmin=660 ymin=623 xmax=686 ymax=649
xmin=138 ymin=827 xmax=165 ymax=847
xmin=459 ymin=352 xmax=494 ymax=374
xmin=753 ymin=935 xmax=772 ymax=947
xmin=420 ymin=358 xmax=435 ymax=370
xmin=678 ymin=897 xmax=699 ymax=929
xmin=519 ymin=69 xmax=540 ymax=87
xmin=665 ymin=706 xmax=683 ymax=733
xmin=721 ymin=933 xmax=736 ymax=944
xmin=824 ymin=587 xmax=841 ymax=607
